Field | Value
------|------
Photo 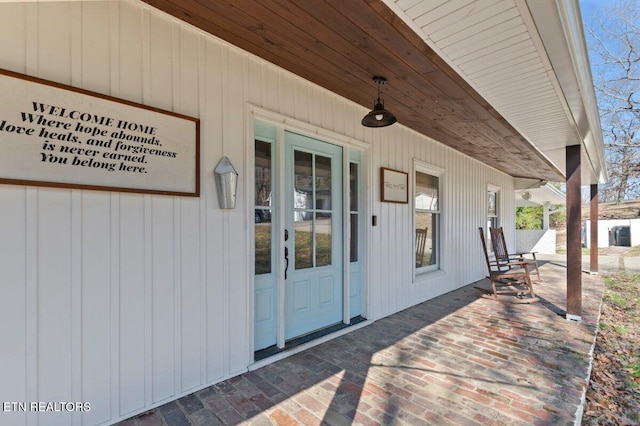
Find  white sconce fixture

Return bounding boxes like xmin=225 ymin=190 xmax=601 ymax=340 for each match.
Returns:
xmin=521 ymin=191 xmax=531 ymax=201
xmin=214 ymin=156 xmax=238 ymax=209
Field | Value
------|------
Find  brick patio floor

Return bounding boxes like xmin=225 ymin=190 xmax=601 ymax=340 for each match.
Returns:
xmin=119 ymin=260 xmax=603 ymax=425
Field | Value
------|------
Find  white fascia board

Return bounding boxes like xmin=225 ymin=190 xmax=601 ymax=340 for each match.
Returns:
xmin=524 ymin=0 xmax=608 ymax=184
xmin=381 ymin=0 xmax=563 ymax=180
xmin=516 ymin=183 xmax=567 ymax=206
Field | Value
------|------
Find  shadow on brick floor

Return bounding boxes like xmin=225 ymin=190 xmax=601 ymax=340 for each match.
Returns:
xmin=120 ymin=261 xmax=603 ymax=425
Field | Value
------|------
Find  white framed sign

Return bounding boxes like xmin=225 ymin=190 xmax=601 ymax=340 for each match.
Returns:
xmin=381 ymin=167 xmax=408 ymax=203
xmin=0 ymin=68 xmax=199 ymax=196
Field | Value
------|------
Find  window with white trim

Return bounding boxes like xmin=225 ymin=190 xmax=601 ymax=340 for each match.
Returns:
xmin=487 ymin=186 xmax=500 ymax=252
xmin=415 ymin=162 xmax=442 ymax=273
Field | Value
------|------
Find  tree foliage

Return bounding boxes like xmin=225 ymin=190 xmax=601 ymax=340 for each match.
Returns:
xmin=516 ymin=206 xmax=543 ymax=230
xmin=584 ymin=0 xmax=640 ymax=202
xmin=550 ymin=208 xmax=566 ymax=228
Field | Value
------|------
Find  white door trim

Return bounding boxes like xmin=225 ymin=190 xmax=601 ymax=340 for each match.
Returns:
xmin=247 ymin=104 xmax=371 ymax=356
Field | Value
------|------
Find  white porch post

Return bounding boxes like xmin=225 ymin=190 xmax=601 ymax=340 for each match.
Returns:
xmin=543 ymin=202 xmax=551 ymax=230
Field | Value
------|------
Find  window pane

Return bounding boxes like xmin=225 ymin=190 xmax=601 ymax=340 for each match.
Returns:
xmin=255 ymin=221 xmax=272 ymax=274
xmin=488 ymin=191 xmax=496 ymax=216
xmin=350 ymin=213 xmax=358 ymax=262
xmin=415 ymin=171 xmax=438 ymax=211
xmin=295 ymin=213 xmax=313 ymax=270
xmin=255 ymin=140 xmax=272 ymax=207
xmin=255 ymin=208 xmax=271 ymax=224
xmin=315 ymin=155 xmax=332 ymax=210
xmin=294 ymin=151 xmax=313 ymax=209
xmin=350 ymin=163 xmax=358 ymax=212
xmin=487 ymin=190 xmax=498 ymax=252
xmin=316 ymin=213 xmax=332 ymax=267
xmin=254 ymin=139 xmax=272 ymax=275
xmin=487 ymin=217 xmax=498 ymax=252
xmin=416 ymin=212 xmax=437 ymax=268
xmin=350 ymin=162 xmax=359 ymax=263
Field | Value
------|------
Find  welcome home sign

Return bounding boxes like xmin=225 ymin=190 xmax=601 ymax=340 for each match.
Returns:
xmin=0 ymin=68 xmax=200 ymax=196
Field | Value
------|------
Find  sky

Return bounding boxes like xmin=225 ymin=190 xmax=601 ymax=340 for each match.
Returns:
xmin=579 ymin=0 xmax=614 ymax=32
xmin=578 ymin=0 xmax=640 ymax=200
xmin=579 ymin=0 xmax=602 ymax=14
xmin=579 ymin=0 xmax=640 ymax=25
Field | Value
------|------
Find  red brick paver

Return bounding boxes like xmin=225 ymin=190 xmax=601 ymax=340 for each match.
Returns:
xmin=121 ymin=261 xmax=603 ymax=425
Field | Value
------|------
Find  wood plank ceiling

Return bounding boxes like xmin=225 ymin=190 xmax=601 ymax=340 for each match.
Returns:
xmin=142 ymin=0 xmax=564 ymax=181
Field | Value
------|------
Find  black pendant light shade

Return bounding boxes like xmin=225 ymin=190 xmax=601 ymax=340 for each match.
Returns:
xmin=361 ymin=77 xmax=397 ymax=128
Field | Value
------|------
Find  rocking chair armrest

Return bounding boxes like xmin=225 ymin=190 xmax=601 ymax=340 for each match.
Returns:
xmin=498 ymin=254 xmax=537 ymax=263
xmin=501 ymin=260 xmax=529 ymax=268
xmin=488 ymin=260 xmax=510 ymax=270
xmin=490 ymin=259 xmax=529 ymax=272
xmin=512 ymin=251 xmax=538 ymax=259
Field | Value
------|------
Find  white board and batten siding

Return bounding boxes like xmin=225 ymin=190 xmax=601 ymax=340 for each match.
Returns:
xmin=0 ymin=1 xmax=516 ymax=425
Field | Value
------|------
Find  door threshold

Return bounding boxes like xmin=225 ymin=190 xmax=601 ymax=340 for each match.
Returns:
xmin=254 ymin=316 xmax=367 ymax=362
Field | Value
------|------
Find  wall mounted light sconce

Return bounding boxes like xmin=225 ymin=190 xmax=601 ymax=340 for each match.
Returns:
xmin=521 ymin=191 xmax=531 ymax=201
xmin=214 ymin=156 xmax=238 ymax=209
xmin=361 ymin=76 xmax=397 ymax=128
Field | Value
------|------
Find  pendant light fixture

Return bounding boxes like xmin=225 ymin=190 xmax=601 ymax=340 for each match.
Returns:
xmin=361 ymin=76 xmax=397 ymax=128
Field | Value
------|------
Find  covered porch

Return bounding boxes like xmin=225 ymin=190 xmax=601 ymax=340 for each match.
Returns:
xmin=0 ymin=1 xmax=608 ymax=424
xmin=121 ymin=259 xmax=604 ymax=425
xmin=142 ymin=0 xmax=607 ymax=320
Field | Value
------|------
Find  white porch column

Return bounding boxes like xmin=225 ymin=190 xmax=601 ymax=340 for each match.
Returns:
xmin=543 ymin=202 xmax=551 ymax=230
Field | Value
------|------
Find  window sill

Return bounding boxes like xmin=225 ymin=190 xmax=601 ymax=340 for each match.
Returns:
xmin=413 ymin=268 xmax=445 ymax=284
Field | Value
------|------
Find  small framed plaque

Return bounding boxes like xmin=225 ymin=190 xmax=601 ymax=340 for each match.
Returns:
xmin=381 ymin=167 xmax=408 ymax=204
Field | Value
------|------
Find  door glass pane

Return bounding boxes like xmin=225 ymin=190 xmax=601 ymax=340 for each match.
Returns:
xmin=295 ymin=213 xmax=313 ymax=270
xmin=255 ymin=139 xmax=272 ymax=275
xmin=255 ymin=221 xmax=272 ymax=274
xmin=294 ymin=150 xmax=314 ymax=270
xmin=316 ymin=213 xmax=332 ymax=267
xmin=315 ymin=155 xmax=332 ymax=210
xmin=350 ymin=163 xmax=358 ymax=211
xmin=350 ymin=213 xmax=358 ymax=262
xmin=294 ymin=151 xmax=313 ymax=209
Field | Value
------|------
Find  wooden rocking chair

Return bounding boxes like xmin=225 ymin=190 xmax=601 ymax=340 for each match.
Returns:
xmin=477 ymin=227 xmax=538 ymax=303
xmin=490 ymin=227 xmax=541 ymax=281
